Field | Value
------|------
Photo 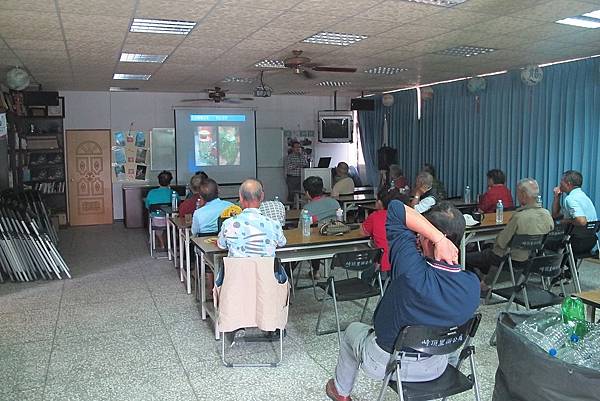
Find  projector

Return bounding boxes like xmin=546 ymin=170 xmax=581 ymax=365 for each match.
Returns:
xmin=254 ymin=86 xmax=272 ymax=98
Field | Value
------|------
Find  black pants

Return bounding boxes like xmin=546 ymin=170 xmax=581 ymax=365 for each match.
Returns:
xmin=286 ymin=175 xmax=301 ymax=203
xmin=466 ymin=248 xmax=504 ymax=276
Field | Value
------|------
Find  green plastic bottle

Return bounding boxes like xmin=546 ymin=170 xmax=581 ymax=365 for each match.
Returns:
xmin=561 ymin=295 xmax=587 ymax=338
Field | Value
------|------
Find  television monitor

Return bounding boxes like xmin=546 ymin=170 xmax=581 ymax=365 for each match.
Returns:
xmin=318 ymin=110 xmax=353 ymax=143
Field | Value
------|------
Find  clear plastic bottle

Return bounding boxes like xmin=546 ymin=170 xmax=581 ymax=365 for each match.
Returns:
xmin=195 ymin=198 xmax=202 ymax=210
xmin=537 ymin=194 xmax=542 ymax=207
xmin=464 ymin=185 xmax=471 ymax=204
xmin=517 ymin=323 xmax=568 ymax=357
xmin=301 ymin=210 xmax=311 ymax=237
xmin=171 ymin=191 xmax=178 ymax=211
xmin=336 ymin=208 xmax=344 ymax=222
xmin=274 ymin=195 xmax=280 ymax=203
xmin=495 ymin=199 xmax=504 ymax=224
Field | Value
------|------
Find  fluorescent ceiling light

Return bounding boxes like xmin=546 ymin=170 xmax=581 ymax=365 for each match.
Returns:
xmin=303 ymin=32 xmax=367 ymax=46
xmin=401 ymin=0 xmax=467 ymax=6
xmin=130 ymin=18 xmax=196 ymax=35
xmin=113 ymin=73 xmax=151 ymax=80
xmin=285 ymin=90 xmax=307 ymax=95
xmin=435 ymin=45 xmax=495 ymax=57
xmin=364 ymin=66 xmax=408 ymax=75
xmin=254 ymin=60 xmax=286 ymax=69
xmin=222 ymin=76 xmax=255 ymax=84
xmin=555 ymin=17 xmax=600 ymax=29
xmin=583 ymin=10 xmax=600 ymax=19
xmin=477 ymin=70 xmax=507 ymax=77
xmin=317 ymin=81 xmax=351 ymax=87
xmin=120 ymin=53 xmax=168 ymax=63
xmin=109 ymin=87 xmax=140 ymax=91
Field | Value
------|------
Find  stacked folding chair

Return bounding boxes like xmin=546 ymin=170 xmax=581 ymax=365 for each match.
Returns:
xmin=0 ymin=189 xmax=70 ymax=282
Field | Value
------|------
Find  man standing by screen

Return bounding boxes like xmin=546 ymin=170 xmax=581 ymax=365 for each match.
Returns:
xmin=285 ymin=141 xmax=310 ymax=203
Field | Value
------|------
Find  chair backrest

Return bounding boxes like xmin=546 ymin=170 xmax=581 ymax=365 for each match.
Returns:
xmin=509 ymin=234 xmax=545 ymax=251
xmin=394 ymin=314 xmax=482 ymax=356
xmin=148 ymin=202 xmax=170 ymax=213
xmin=542 ymin=224 xmax=567 ymax=250
xmin=215 ymin=256 xmax=289 ymax=333
xmin=568 ymin=220 xmax=600 ymax=238
xmin=330 ymin=248 xmax=382 ymax=272
xmin=524 ymin=253 xmax=564 ymax=278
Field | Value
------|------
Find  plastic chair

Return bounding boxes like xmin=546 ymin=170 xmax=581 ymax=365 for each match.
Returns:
xmin=148 ymin=203 xmax=170 ymax=259
xmin=315 ymin=248 xmax=383 ymax=345
xmin=485 ymin=234 xmax=546 ymax=305
xmin=489 ymin=253 xmax=564 ymax=345
xmin=214 ymin=256 xmax=290 ymax=367
xmin=377 ymin=314 xmax=483 ymax=401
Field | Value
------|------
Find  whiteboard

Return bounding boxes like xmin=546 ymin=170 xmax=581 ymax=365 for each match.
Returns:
xmin=256 ymin=128 xmax=284 ymax=168
xmin=150 ymin=128 xmax=175 ymax=171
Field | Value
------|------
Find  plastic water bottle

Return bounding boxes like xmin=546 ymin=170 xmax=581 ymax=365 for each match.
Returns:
xmin=464 ymin=185 xmax=471 ymax=204
xmin=196 ymin=198 xmax=202 ymax=210
xmin=301 ymin=210 xmax=311 ymax=237
xmin=336 ymin=208 xmax=344 ymax=222
xmin=274 ymin=195 xmax=280 ymax=203
xmin=561 ymin=296 xmax=587 ymax=337
xmin=517 ymin=324 xmax=568 ymax=357
xmin=495 ymin=200 xmax=504 ymax=224
xmin=185 ymin=185 xmax=191 ymax=199
xmin=171 ymin=191 xmax=178 ymax=211
xmin=537 ymin=194 xmax=542 ymax=206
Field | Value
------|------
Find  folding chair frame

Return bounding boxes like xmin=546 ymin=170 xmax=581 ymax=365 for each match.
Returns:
xmin=221 ymin=329 xmax=284 ymax=368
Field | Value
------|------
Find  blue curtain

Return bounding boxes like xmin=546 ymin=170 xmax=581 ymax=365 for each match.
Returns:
xmin=358 ymin=89 xmax=417 ymax=187
xmin=364 ymin=57 xmax=600 ymax=207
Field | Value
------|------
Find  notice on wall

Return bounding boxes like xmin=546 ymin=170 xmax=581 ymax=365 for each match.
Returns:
xmin=111 ymin=129 xmax=150 ymax=182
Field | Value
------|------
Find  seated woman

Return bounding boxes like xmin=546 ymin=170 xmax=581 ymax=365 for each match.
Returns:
xmin=478 ymin=169 xmax=514 ymax=213
xmin=145 ymin=170 xmax=178 ymax=250
xmin=362 ymin=188 xmax=410 ymax=281
xmin=178 ymin=174 xmax=206 ymax=218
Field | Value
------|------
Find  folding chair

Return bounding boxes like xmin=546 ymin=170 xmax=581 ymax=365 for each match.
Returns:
xmin=315 ymin=248 xmax=384 ymax=345
xmin=485 ymin=234 xmax=545 ymax=305
xmin=563 ymin=221 xmax=600 ymax=293
xmin=377 ymin=314 xmax=483 ymax=401
xmin=489 ymin=253 xmax=564 ymax=345
xmin=148 ymin=203 xmax=170 ymax=258
xmin=214 ymin=256 xmax=290 ymax=367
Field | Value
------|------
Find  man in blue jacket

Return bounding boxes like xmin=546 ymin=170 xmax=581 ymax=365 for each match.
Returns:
xmin=326 ymin=201 xmax=480 ymax=401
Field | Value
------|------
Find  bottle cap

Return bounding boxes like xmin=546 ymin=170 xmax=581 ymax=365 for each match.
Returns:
xmin=570 ymin=334 xmax=579 ymax=343
xmin=548 ymin=348 xmax=557 ymax=357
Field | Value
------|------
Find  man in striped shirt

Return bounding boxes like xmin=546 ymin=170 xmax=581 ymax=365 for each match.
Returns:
xmin=285 ymin=141 xmax=310 ymax=202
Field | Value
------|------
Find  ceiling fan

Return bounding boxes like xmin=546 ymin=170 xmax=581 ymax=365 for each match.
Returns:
xmin=280 ymin=50 xmax=357 ymax=79
xmin=180 ymin=87 xmax=254 ymax=103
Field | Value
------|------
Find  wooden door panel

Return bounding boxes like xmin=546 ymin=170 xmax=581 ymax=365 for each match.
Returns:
xmin=66 ymin=130 xmax=113 ymax=225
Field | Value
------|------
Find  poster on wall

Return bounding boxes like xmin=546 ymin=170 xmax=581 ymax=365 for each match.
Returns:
xmin=111 ymin=129 xmax=150 ymax=182
xmin=284 ymin=129 xmax=315 ymax=160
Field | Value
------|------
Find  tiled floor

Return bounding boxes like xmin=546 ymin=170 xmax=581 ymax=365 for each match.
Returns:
xmin=1 ymin=224 xmax=598 ymax=401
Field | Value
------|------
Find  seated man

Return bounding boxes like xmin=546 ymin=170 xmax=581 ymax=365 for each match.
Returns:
xmin=178 ymin=174 xmax=205 ymax=218
xmin=325 ymin=201 xmax=480 ymax=401
xmin=331 ymin=162 xmax=355 ymax=197
xmin=466 ymin=178 xmax=554 ymax=295
xmin=191 ymin=178 xmax=233 ymax=235
xmin=478 ymin=169 xmax=514 ymax=213
xmin=389 ymin=164 xmax=409 ymax=193
xmin=422 ymin=163 xmax=447 ymax=200
xmin=145 ymin=170 xmax=178 ymax=249
xmin=303 ymin=176 xmax=341 ymax=278
xmin=552 ymin=170 xmax=598 ymax=254
xmin=410 ymin=171 xmax=438 ymax=214
xmin=217 ymin=179 xmax=287 ymax=281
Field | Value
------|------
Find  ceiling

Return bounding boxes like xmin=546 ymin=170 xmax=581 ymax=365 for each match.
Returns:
xmin=1 ymin=0 xmax=600 ymax=96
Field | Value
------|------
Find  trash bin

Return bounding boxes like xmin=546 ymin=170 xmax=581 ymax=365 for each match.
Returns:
xmin=493 ymin=312 xmax=600 ymax=401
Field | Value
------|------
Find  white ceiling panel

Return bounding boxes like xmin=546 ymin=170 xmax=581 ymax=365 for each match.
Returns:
xmin=135 ymin=0 xmax=217 ymax=20
xmin=361 ymin=0 xmax=442 ymax=22
xmin=455 ymin=0 xmax=550 ymax=15
xmin=5 ymin=39 xmax=66 ymax=52
xmin=221 ymin=0 xmax=301 ymax=10
xmin=269 ymin=11 xmax=343 ymax=31
xmin=510 ymin=0 xmax=598 ymax=21
xmin=0 ymin=10 xmax=62 ymax=40
xmin=60 ymin=13 xmax=131 ymax=33
xmin=58 ymin=0 xmax=135 ymax=17
xmin=292 ymin=0 xmax=383 ymax=17
xmin=0 ymin=0 xmax=56 ymax=12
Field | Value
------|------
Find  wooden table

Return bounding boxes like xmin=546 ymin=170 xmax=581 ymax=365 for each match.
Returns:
xmin=576 ymin=290 xmax=600 ymax=322
xmin=160 ymin=205 xmax=178 ymax=264
xmin=460 ymin=211 xmax=514 ymax=267
xmin=169 ymin=216 xmax=193 ymax=294
xmin=334 ymin=194 xmax=377 ymax=220
xmin=193 ymin=227 xmax=371 ymax=339
xmin=285 ymin=208 xmax=301 ymax=224
xmin=449 ymin=198 xmax=479 ymax=213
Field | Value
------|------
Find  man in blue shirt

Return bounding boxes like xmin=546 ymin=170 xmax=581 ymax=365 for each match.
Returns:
xmin=191 ymin=178 xmax=233 ymax=235
xmin=552 ymin=170 xmax=598 ymax=254
xmin=325 ymin=201 xmax=480 ymax=401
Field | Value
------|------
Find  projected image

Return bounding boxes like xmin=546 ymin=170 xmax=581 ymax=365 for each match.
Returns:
xmin=195 ymin=127 xmax=217 ymax=166
xmin=218 ymin=126 xmax=240 ymax=165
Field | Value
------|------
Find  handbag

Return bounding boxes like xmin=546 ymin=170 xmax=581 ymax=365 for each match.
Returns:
xmin=319 ymin=220 xmax=351 ymax=236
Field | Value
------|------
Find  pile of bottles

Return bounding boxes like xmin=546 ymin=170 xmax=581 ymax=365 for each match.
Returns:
xmin=516 ymin=296 xmax=599 ymax=370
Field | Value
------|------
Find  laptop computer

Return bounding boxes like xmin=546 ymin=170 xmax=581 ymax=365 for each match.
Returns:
xmin=317 ymin=157 xmax=331 ymax=168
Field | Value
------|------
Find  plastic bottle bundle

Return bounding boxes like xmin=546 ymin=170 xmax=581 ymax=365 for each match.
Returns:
xmin=559 ymin=327 xmax=600 ymax=369
xmin=516 ymin=314 xmax=569 ymax=357
xmin=517 ymin=312 xmax=562 ymax=333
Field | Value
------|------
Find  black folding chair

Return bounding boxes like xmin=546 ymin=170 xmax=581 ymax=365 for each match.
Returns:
xmin=485 ymin=234 xmax=546 ymax=305
xmin=377 ymin=314 xmax=483 ymax=401
xmin=489 ymin=253 xmax=564 ymax=345
xmin=315 ymin=248 xmax=383 ymax=345
xmin=563 ymin=221 xmax=600 ymax=293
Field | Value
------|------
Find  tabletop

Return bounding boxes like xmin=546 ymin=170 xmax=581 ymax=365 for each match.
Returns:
xmin=193 ymin=226 xmax=369 ymax=254
xmin=334 ymin=194 xmax=376 ymax=202
xmin=576 ymin=290 xmax=600 ymax=307
xmin=170 ymin=216 xmax=192 ymax=229
xmin=466 ymin=211 xmax=514 ymax=231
